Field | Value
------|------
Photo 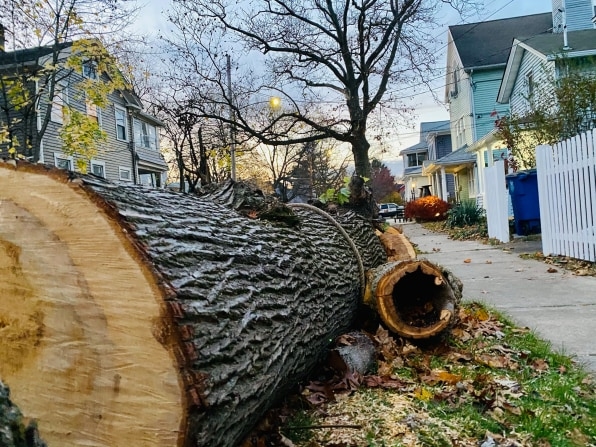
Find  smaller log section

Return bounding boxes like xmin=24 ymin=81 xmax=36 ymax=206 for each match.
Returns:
xmin=369 ymin=226 xmax=463 ymax=339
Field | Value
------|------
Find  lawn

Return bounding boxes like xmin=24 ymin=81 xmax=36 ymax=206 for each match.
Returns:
xmin=248 ymin=302 xmax=596 ymax=447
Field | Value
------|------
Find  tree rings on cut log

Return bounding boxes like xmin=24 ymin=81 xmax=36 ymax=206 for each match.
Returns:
xmin=365 ymin=260 xmax=461 ymax=339
xmin=0 ymin=165 xmax=182 ymax=447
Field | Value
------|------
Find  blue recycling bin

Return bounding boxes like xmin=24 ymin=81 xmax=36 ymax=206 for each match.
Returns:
xmin=506 ymin=169 xmax=541 ymax=235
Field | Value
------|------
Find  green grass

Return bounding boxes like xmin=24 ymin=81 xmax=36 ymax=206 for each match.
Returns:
xmin=279 ymin=302 xmax=596 ymax=447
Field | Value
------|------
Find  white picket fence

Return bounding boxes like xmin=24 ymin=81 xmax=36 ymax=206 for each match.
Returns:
xmin=484 ymin=160 xmax=510 ymax=243
xmin=536 ymin=130 xmax=596 ymax=262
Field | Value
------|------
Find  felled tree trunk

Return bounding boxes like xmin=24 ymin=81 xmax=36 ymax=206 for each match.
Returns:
xmin=367 ymin=227 xmax=463 ymax=339
xmin=0 ymin=163 xmax=386 ymax=447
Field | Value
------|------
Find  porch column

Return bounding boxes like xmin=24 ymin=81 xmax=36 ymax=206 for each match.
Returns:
xmin=441 ymin=167 xmax=448 ymax=201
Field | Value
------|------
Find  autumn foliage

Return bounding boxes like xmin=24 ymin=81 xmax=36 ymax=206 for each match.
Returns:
xmin=405 ymin=196 xmax=450 ymax=221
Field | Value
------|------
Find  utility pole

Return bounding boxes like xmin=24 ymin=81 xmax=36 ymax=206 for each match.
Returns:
xmin=226 ymin=54 xmax=236 ymax=180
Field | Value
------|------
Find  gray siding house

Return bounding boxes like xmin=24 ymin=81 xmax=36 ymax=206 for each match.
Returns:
xmin=400 ymin=120 xmax=455 ymax=201
xmin=0 ymin=37 xmax=168 ymax=187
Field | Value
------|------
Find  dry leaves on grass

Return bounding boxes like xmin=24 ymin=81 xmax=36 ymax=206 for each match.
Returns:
xmin=272 ymin=303 xmax=587 ymax=447
xmin=520 ymin=252 xmax=596 ymax=277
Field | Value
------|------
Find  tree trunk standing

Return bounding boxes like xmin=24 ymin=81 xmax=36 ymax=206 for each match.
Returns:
xmin=351 ymin=131 xmax=372 ymax=179
xmin=0 ymin=163 xmax=387 ymax=447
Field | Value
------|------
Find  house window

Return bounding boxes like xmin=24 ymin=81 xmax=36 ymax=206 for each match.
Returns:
xmin=119 ymin=166 xmax=132 ymax=181
xmin=468 ymin=166 xmax=476 ymax=196
xmin=115 ymin=107 xmax=128 ymax=141
xmin=50 ymin=84 xmax=67 ymax=124
xmin=455 ymin=117 xmax=467 ymax=148
xmin=139 ymin=173 xmax=156 ymax=187
xmin=451 ymin=66 xmax=459 ymax=98
xmin=526 ymin=72 xmax=534 ymax=98
xmin=406 ymin=152 xmax=427 ymax=167
xmin=134 ymin=119 xmax=157 ymax=150
xmin=86 ymin=96 xmax=102 ymax=128
xmin=54 ymin=153 xmax=73 ymax=171
xmin=90 ymin=160 xmax=106 ymax=178
xmin=82 ymin=62 xmax=98 ymax=80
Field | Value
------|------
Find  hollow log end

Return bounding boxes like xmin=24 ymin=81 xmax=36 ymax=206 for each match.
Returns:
xmin=372 ymin=260 xmax=462 ymax=339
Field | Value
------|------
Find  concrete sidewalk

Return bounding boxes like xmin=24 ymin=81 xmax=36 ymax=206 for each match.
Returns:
xmin=398 ymin=222 xmax=596 ymax=374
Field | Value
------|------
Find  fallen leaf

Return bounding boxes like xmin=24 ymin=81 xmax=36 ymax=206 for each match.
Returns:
xmin=427 ymin=370 xmax=461 ymax=385
xmin=494 ymin=378 xmax=520 ymax=390
xmin=569 ymin=428 xmax=590 ymax=445
xmin=464 ymin=258 xmax=472 ymax=263
xmin=451 ymin=328 xmax=472 ymax=342
xmin=412 ymin=387 xmax=433 ymax=401
xmin=532 ymin=358 xmax=549 ymax=371
xmin=485 ymin=260 xmax=493 ymax=264
xmin=476 ymin=354 xmax=506 ymax=368
xmin=474 ymin=308 xmax=490 ymax=321
xmin=502 ymin=401 xmax=522 ymax=415
xmin=336 ymin=334 xmax=357 ymax=346
xmin=432 ymin=247 xmax=441 ymax=252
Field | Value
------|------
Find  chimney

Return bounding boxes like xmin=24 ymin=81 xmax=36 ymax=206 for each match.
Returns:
xmin=0 ymin=24 xmax=5 ymax=53
xmin=558 ymin=8 xmax=571 ymax=50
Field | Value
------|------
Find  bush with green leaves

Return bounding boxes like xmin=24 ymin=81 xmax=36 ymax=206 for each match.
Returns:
xmin=446 ymin=199 xmax=485 ymax=228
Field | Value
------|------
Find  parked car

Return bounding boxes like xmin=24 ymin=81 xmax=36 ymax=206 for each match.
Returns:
xmin=379 ymin=203 xmax=398 ymax=218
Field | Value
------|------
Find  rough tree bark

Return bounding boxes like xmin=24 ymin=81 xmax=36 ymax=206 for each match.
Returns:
xmin=0 ymin=163 xmax=461 ymax=447
xmin=0 ymin=163 xmax=386 ymax=447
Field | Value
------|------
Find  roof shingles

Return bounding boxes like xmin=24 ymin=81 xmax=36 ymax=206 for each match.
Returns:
xmin=450 ymin=13 xmax=553 ymax=69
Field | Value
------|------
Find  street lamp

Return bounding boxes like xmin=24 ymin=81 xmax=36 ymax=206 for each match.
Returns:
xmin=269 ymin=96 xmax=282 ymax=111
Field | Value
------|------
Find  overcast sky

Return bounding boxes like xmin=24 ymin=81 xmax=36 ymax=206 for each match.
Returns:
xmin=137 ymin=0 xmax=555 ymax=176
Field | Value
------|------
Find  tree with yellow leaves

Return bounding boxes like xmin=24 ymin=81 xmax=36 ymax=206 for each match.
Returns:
xmin=0 ymin=0 xmax=138 ymax=171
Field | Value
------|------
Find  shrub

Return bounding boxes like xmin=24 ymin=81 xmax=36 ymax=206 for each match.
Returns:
xmin=446 ymin=199 xmax=485 ymax=228
xmin=380 ymin=191 xmax=404 ymax=206
xmin=405 ymin=196 xmax=450 ymax=221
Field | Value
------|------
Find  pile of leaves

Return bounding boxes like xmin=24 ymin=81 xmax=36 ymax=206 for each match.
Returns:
xmin=423 ymin=220 xmax=490 ymax=242
xmin=247 ymin=302 xmax=596 ymax=447
xmin=405 ymin=196 xmax=450 ymax=222
xmin=520 ymin=252 xmax=596 ymax=277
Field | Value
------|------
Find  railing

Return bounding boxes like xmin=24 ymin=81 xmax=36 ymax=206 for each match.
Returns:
xmin=536 ymin=130 xmax=596 ymax=262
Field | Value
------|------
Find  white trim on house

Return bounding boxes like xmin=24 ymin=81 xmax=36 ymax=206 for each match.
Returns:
xmin=114 ymin=105 xmax=128 ymax=141
xmin=498 ymin=39 xmax=549 ymax=103
xmin=50 ymin=82 xmax=68 ymax=124
xmin=90 ymin=159 xmax=106 ymax=178
xmin=118 ymin=166 xmax=133 ymax=182
xmin=53 ymin=152 xmax=73 ymax=171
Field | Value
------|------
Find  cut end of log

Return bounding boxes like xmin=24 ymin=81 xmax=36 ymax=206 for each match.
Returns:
xmin=378 ymin=227 xmax=416 ymax=263
xmin=373 ymin=260 xmax=457 ymax=339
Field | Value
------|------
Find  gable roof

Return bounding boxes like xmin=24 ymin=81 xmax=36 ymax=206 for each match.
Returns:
xmin=399 ymin=120 xmax=450 ymax=155
xmin=518 ymin=28 xmax=596 ymax=57
xmin=422 ymin=145 xmax=475 ymax=175
xmin=449 ymin=13 xmax=553 ymax=70
xmin=0 ymin=41 xmax=72 ymax=68
xmin=498 ymin=29 xmax=596 ymax=103
xmin=0 ymin=40 xmax=152 ymax=117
